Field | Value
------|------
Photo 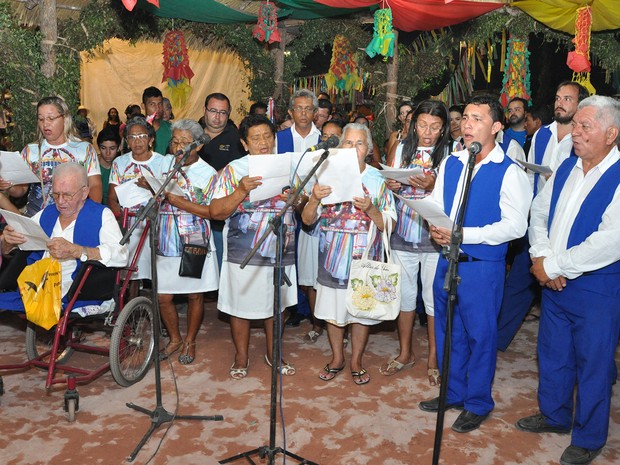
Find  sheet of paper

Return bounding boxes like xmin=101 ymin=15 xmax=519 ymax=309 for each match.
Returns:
xmin=314 ymin=148 xmax=364 ymax=205
xmin=395 ymin=195 xmax=453 ymax=230
xmin=379 ymin=163 xmax=424 ymax=185
xmin=0 ymin=209 xmax=50 ymax=250
xmin=143 ymin=175 xmax=185 ymax=197
xmin=0 ymin=151 xmax=40 ymax=184
xmin=248 ymin=153 xmax=292 ymax=203
xmin=518 ymin=160 xmax=553 ymax=175
xmin=113 ymin=180 xmax=153 ymax=208
xmin=289 ymin=150 xmax=319 ymax=186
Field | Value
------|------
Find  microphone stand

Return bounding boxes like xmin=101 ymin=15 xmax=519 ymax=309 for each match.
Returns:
xmin=432 ymin=147 xmax=478 ymax=465
xmin=120 ymin=144 xmax=223 ymax=462
xmin=219 ymin=148 xmax=329 ymax=465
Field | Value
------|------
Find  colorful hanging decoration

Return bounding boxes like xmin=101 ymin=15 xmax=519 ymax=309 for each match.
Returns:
xmin=365 ymin=8 xmax=396 ymax=61
xmin=567 ymin=6 xmax=595 ymax=95
xmin=325 ymin=35 xmax=362 ymax=94
xmin=252 ymin=1 xmax=281 ymax=44
xmin=121 ymin=0 xmax=159 ymax=12
xmin=162 ymin=30 xmax=194 ymax=109
xmin=500 ymin=35 xmax=531 ymax=108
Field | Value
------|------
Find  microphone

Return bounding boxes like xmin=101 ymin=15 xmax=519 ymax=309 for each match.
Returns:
xmin=468 ymin=141 xmax=482 ymax=156
xmin=306 ymin=135 xmax=340 ymax=152
xmin=174 ymin=134 xmax=211 ymax=157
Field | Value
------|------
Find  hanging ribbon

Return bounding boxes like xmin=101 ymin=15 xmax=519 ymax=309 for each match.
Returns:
xmin=500 ymin=35 xmax=531 ymax=107
xmin=365 ymin=8 xmax=396 ymax=61
xmin=567 ymin=6 xmax=595 ymax=95
xmin=162 ymin=30 xmax=194 ymax=108
xmin=252 ymin=1 xmax=281 ymax=44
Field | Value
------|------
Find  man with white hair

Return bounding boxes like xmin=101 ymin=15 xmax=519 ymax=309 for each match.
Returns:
xmin=1 ymin=162 xmax=128 ymax=297
xmin=516 ymin=95 xmax=620 ymax=465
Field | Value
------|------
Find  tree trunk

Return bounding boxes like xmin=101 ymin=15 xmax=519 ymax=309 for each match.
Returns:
xmin=385 ymin=30 xmax=398 ymax=138
xmin=40 ymin=0 xmax=57 ymax=78
xmin=271 ymin=28 xmax=287 ymax=106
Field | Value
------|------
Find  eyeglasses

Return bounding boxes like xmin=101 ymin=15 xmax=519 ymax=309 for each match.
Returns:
xmin=50 ymin=186 xmax=86 ymax=202
xmin=341 ymin=140 xmax=368 ymax=148
xmin=415 ymin=123 xmax=442 ymax=134
xmin=127 ymin=133 xmax=150 ymax=141
xmin=206 ymin=108 xmax=229 ymax=117
xmin=37 ymin=114 xmax=64 ymax=123
xmin=292 ymin=106 xmax=315 ymax=114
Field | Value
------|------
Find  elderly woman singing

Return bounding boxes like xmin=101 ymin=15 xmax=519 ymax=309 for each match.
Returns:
xmin=301 ymin=123 xmax=396 ymax=385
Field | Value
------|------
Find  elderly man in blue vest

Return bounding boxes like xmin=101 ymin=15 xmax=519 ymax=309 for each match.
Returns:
xmin=496 ymin=81 xmax=589 ymax=351
xmin=418 ymin=94 xmax=531 ymax=433
xmin=516 ymin=96 xmax=620 ymax=465
xmin=1 ymin=162 xmax=128 ymax=299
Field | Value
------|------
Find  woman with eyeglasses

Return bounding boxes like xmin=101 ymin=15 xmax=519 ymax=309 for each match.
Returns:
xmin=155 ymin=119 xmax=218 ymax=364
xmin=107 ymin=116 xmax=172 ymax=290
xmin=301 ymin=123 xmax=396 ymax=386
xmin=0 ymin=96 xmax=102 ymax=217
xmin=381 ymin=99 xmax=451 ymax=387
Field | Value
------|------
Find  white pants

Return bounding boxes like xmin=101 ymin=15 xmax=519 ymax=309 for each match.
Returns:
xmin=392 ymin=250 xmax=439 ymax=316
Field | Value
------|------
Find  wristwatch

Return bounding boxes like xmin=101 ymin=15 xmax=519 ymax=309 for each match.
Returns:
xmin=79 ymin=247 xmax=88 ymax=262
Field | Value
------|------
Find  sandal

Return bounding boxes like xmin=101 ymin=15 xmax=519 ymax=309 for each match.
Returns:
xmin=178 ymin=341 xmax=196 ymax=365
xmin=428 ymin=368 xmax=440 ymax=386
xmin=351 ymin=368 xmax=370 ymax=385
xmin=304 ymin=329 xmax=323 ymax=344
xmin=159 ymin=340 xmax=183 ymax=361
xmin=379 ymin=358 xmax=416 ymax=376
xmin=230 ymin=360 xmax=249 ymax=380
xmin=264 ymin=354 xmax=296 ymax=376
xmin=319 ymin=363 xmax=345 ymax=381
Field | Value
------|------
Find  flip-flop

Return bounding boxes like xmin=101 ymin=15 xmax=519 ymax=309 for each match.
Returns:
xmin=159 ymin=340 xmax=183 ymax=361
xmin=304 ymin=329 xmax=323 ymax=343
xmin=319 ymin=363 xmax=345 ymax=381
xmin=230 ymin=360 xmax=249 ymax=380
xmin=351 ymin=368 xmax=370 ymax=385
xmin=428 ymin=368 xmax=440 ymax=386
xmin=379 ymin=358 xmax=416 ymax=376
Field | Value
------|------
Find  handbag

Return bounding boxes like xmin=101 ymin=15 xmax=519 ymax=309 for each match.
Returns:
xmin=17 ymin=257 xmax=62 ymax=330
xmin=179 ymin=241 xmax=211 ymax=279
xmin=346 ymin=213 xmax=401 ymax=321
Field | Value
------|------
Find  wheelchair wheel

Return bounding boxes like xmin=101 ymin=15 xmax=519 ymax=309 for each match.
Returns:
xmin=25 ymin=322 xmax=75 ymax=366
xmin=110 ymin=297 xmax=155 ymax=387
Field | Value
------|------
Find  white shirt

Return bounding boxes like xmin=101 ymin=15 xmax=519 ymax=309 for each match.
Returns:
xmin=33 ymin=207 xmax=129 ymax=296
xmin=428 ymin=144 xmax=531 ymax=245
xmin=529 ymin=146 xmax=620 ymax=280
xmin=278 ymin=123 xmax=321 ymax=153
xmin=496 ymin=129 xmax=526 ymax=164
xmin=527 ymin=121 xmax=574 ymax=192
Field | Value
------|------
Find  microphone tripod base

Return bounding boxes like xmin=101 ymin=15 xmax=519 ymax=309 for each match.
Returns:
xmin=126 ymin=402 xmax=223 ymax=462
xmin=219 ymin=445 xmax=319 ymax=465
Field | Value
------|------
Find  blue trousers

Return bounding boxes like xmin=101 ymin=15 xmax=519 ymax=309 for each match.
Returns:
xmin=434 ymin=257 xmax=505 ymax=415
xmin=538 ymin=275 xmax=620 ymax=450
xmin=497 ymin=236 xmax=539 ymax=351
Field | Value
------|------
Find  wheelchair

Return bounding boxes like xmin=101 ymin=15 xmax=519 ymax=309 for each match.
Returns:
xmin=0 ymin=224 xmax=156 ymax=422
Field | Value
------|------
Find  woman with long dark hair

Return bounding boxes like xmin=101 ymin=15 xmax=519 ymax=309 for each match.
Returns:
xmin=381 ymin=99 xmax=450 ymax=387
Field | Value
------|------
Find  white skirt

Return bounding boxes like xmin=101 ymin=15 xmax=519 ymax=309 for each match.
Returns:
xmin=155 ymin=252 xmax=219 ymax=294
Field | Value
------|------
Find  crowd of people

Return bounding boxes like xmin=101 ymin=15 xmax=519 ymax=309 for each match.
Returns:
xmin=0 ymin=81 xmax=619 ymax=465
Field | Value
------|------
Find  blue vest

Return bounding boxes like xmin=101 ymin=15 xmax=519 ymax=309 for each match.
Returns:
xmin=532 ymin=124 xmax=576 ymax=196
xmin=276 ymin=128 xmax=320 ymax=154
xmin=29 ymin=199 xmax=105 ymax=280
xmin=548 ymin=156 xmax=620 ymax=275
xmin=443 ymin=154 xmax=513 ymax=261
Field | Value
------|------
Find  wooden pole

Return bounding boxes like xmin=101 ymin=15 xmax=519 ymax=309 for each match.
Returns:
xmin=40 ymin=0 xmax=57 ymax=78
xmin=385 ymin=30 xmax=398 ymax=138
xmin=271 ymin=28 xmax=287 ymax=106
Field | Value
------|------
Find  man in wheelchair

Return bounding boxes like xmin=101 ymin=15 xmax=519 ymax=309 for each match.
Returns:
xmin=1 ymin=162 xmax=128 ymax=302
